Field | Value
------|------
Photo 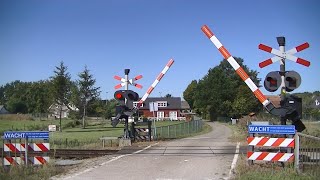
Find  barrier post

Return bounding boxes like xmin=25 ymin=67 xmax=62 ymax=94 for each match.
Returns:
xmin=294 ymin=132 xmax=300 ymax=173
xmin=25 ymin=137 xmax=28 ymax=165
xmin=248 ymin=133 xmax=254 ymax=165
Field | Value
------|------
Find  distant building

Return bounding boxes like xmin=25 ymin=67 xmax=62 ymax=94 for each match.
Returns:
xmin=180 ymin=100 xmax=196 ymax=121
xmin=0 ymin=105 xmax=9 ymax=114
xmin=265 ymin=95 xmax=281 ymax=108
xmin=133 ymin=97 xmax=192 ymax=121
xmin=48 ymin=103 xmax=78 ymax=119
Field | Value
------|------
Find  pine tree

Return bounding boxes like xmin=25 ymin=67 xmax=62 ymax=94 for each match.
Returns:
xmin=78 ymin=65 xmax=101 ymax=128
xmin=51 ymin=61 xmax=72 ymax=131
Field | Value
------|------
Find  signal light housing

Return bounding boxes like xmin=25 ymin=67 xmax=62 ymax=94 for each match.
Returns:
xmin=284 ymin=71 xmax=301 ymax=92
xmin=264 ymin=71 xmax=281 ymax=92
xmin=114 ymin=90 xmax=139 ymax=106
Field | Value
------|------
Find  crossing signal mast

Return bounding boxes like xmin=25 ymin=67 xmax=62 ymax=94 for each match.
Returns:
xmin=112 ymin=59 xmax=174 ymax=139
xmin=259 ymin=37 xmax=310 ymax=131
xmin=201 ymin=25 xmax=311 ymax=132
xmin=113 ymin=69 xmax=142 ymax=138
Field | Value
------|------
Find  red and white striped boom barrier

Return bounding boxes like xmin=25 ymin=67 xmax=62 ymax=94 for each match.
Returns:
xmin=258 ymin=42 xmax=310 ymax=68
xmin=138 ymin=59 xmax=174 ymax=107
xmin=201 ymin=25 xmax=270 ymax=107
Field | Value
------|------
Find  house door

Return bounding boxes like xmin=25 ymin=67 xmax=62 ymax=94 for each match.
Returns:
xmin=157 ymin=111 xmax=165 ymax=120
xmin=169 ymin=111 xmax=178 ymax=120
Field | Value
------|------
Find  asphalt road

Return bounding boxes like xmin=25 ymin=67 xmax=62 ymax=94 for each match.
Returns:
xmin=56 ymin=122 xmax=239 ymax=180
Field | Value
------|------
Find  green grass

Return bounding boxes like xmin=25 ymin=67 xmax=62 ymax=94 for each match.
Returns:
xmin=0 ymin=162 xmax=67 ymax=180
xmin=302 ymin=120 xmax=320 ymax=137
xmin=233 ymin=155 xmax=316 ymax=180
xmin=0 ymin=118 xmax=196 ymax=148
xmin=0 ymin=118 xmax=75 ymax=133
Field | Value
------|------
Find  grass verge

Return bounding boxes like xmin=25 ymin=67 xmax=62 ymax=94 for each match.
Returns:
xmin=233 ymin=155 xmax=317 ymax=180
xmin=0 ymin=162 xmax=67 ymax=180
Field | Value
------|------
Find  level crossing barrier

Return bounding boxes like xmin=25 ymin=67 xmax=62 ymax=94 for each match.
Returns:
xmin=2 ymin=131 xmax=49 ymax=166
xmin=247 ymin=125 xmax=296 ymax=165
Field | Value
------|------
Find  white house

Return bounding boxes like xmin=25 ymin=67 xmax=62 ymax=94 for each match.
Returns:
xmin=0 ymin=105 xmax=9 ymax=114
xmin=48 ymin=103 xmax=78 ymax=118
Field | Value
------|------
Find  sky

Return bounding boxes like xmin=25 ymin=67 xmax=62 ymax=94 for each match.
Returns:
xmin=0 ymin=0 xmax=319 ymax=100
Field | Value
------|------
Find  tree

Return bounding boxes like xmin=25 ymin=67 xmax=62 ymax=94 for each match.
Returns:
xmin=31 ymin=80 xmax=53 ymax=118
xmin=183 ymin=80 xmax=198 ymax=109
xmin=231 ymin=85 xmax=260 ymax=118
xmin=165 ymin=94 xmax=172 ymax=98
xmin=5 ymin=81 xmax=30 ymax=113
xmin=77 ymin=65 xmax=101 ymax=128
xmin=0 ymin=85 xmax=5 ymax=105
xmin=51 ymin=61 xmax=72 ymax=132
xmin=0 ymin=80 xmax=53 ymax=116
xmin=184 ymin=57 xmax=261 ymax=120
xmin=104 ymin=99 xmax=117 ymax=119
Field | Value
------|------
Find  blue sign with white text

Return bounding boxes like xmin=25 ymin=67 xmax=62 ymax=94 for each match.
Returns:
xmin=248 ymin=125 xmax=295 ymax=134
xmin=3 ymin=131 xmax=49 ymax=139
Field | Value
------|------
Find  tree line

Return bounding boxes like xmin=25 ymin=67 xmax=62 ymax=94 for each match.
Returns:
xmin=183 ymin=57 xmax=320 ymax=120
xmin=0 ymin=62 xmax=117 ymax=130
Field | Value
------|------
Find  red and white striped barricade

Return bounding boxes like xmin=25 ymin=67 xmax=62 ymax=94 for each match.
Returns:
xmin=247 ymin=137 xmax=295 ymax=162
xmin=3 ymin=157 xmax=24 ymax=166
xmin=3 ymin=143 xmax=50 ymax=165
xmin=2 ymin=131 xmax=50 ymax=166
xmin=247 ymin=125 xmax=296 ymax=164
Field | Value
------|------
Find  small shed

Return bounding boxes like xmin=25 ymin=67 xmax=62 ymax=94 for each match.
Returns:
xmin=0 ymin=105 xmax=9 ymax=114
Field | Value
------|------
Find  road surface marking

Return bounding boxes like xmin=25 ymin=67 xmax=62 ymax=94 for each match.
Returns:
xmin=228 ymin=142 xmax=240 ymax=180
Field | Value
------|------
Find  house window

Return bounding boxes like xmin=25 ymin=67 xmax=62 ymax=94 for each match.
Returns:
xmin=169 ymin=111 xmax=178 ymax=120
xmin=157 ymin=101 xmax=167 ymax=107
xmin=133 ymin=102 xmax=143 ymax=108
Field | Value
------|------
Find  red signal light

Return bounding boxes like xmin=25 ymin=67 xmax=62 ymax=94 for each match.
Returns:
xmin=115 ymin=93 xmax=123 ymax=100
xmin=269 ymin=79 xmax=277 ymax=86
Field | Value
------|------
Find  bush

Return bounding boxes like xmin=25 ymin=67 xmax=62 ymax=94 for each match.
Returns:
xmin=27 ymin=124 xmax=48 ymax=131
xmin=63 ymin=120 xmax=81 ymax=129
xmin=68 ymin=110 xmax=82 ymax=120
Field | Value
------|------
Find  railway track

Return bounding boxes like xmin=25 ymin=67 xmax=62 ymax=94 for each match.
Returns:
xmin=1 ymin=148 xmax=119 ymax=159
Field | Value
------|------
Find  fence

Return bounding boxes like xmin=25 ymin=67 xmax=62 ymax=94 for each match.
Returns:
xmin=50 ymin=138 xmax=113 ymax=149
xmin=153 ymin=120 xmax=204 ymax=139
xmin=297 ymin=132 xmax=320 ymax=175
